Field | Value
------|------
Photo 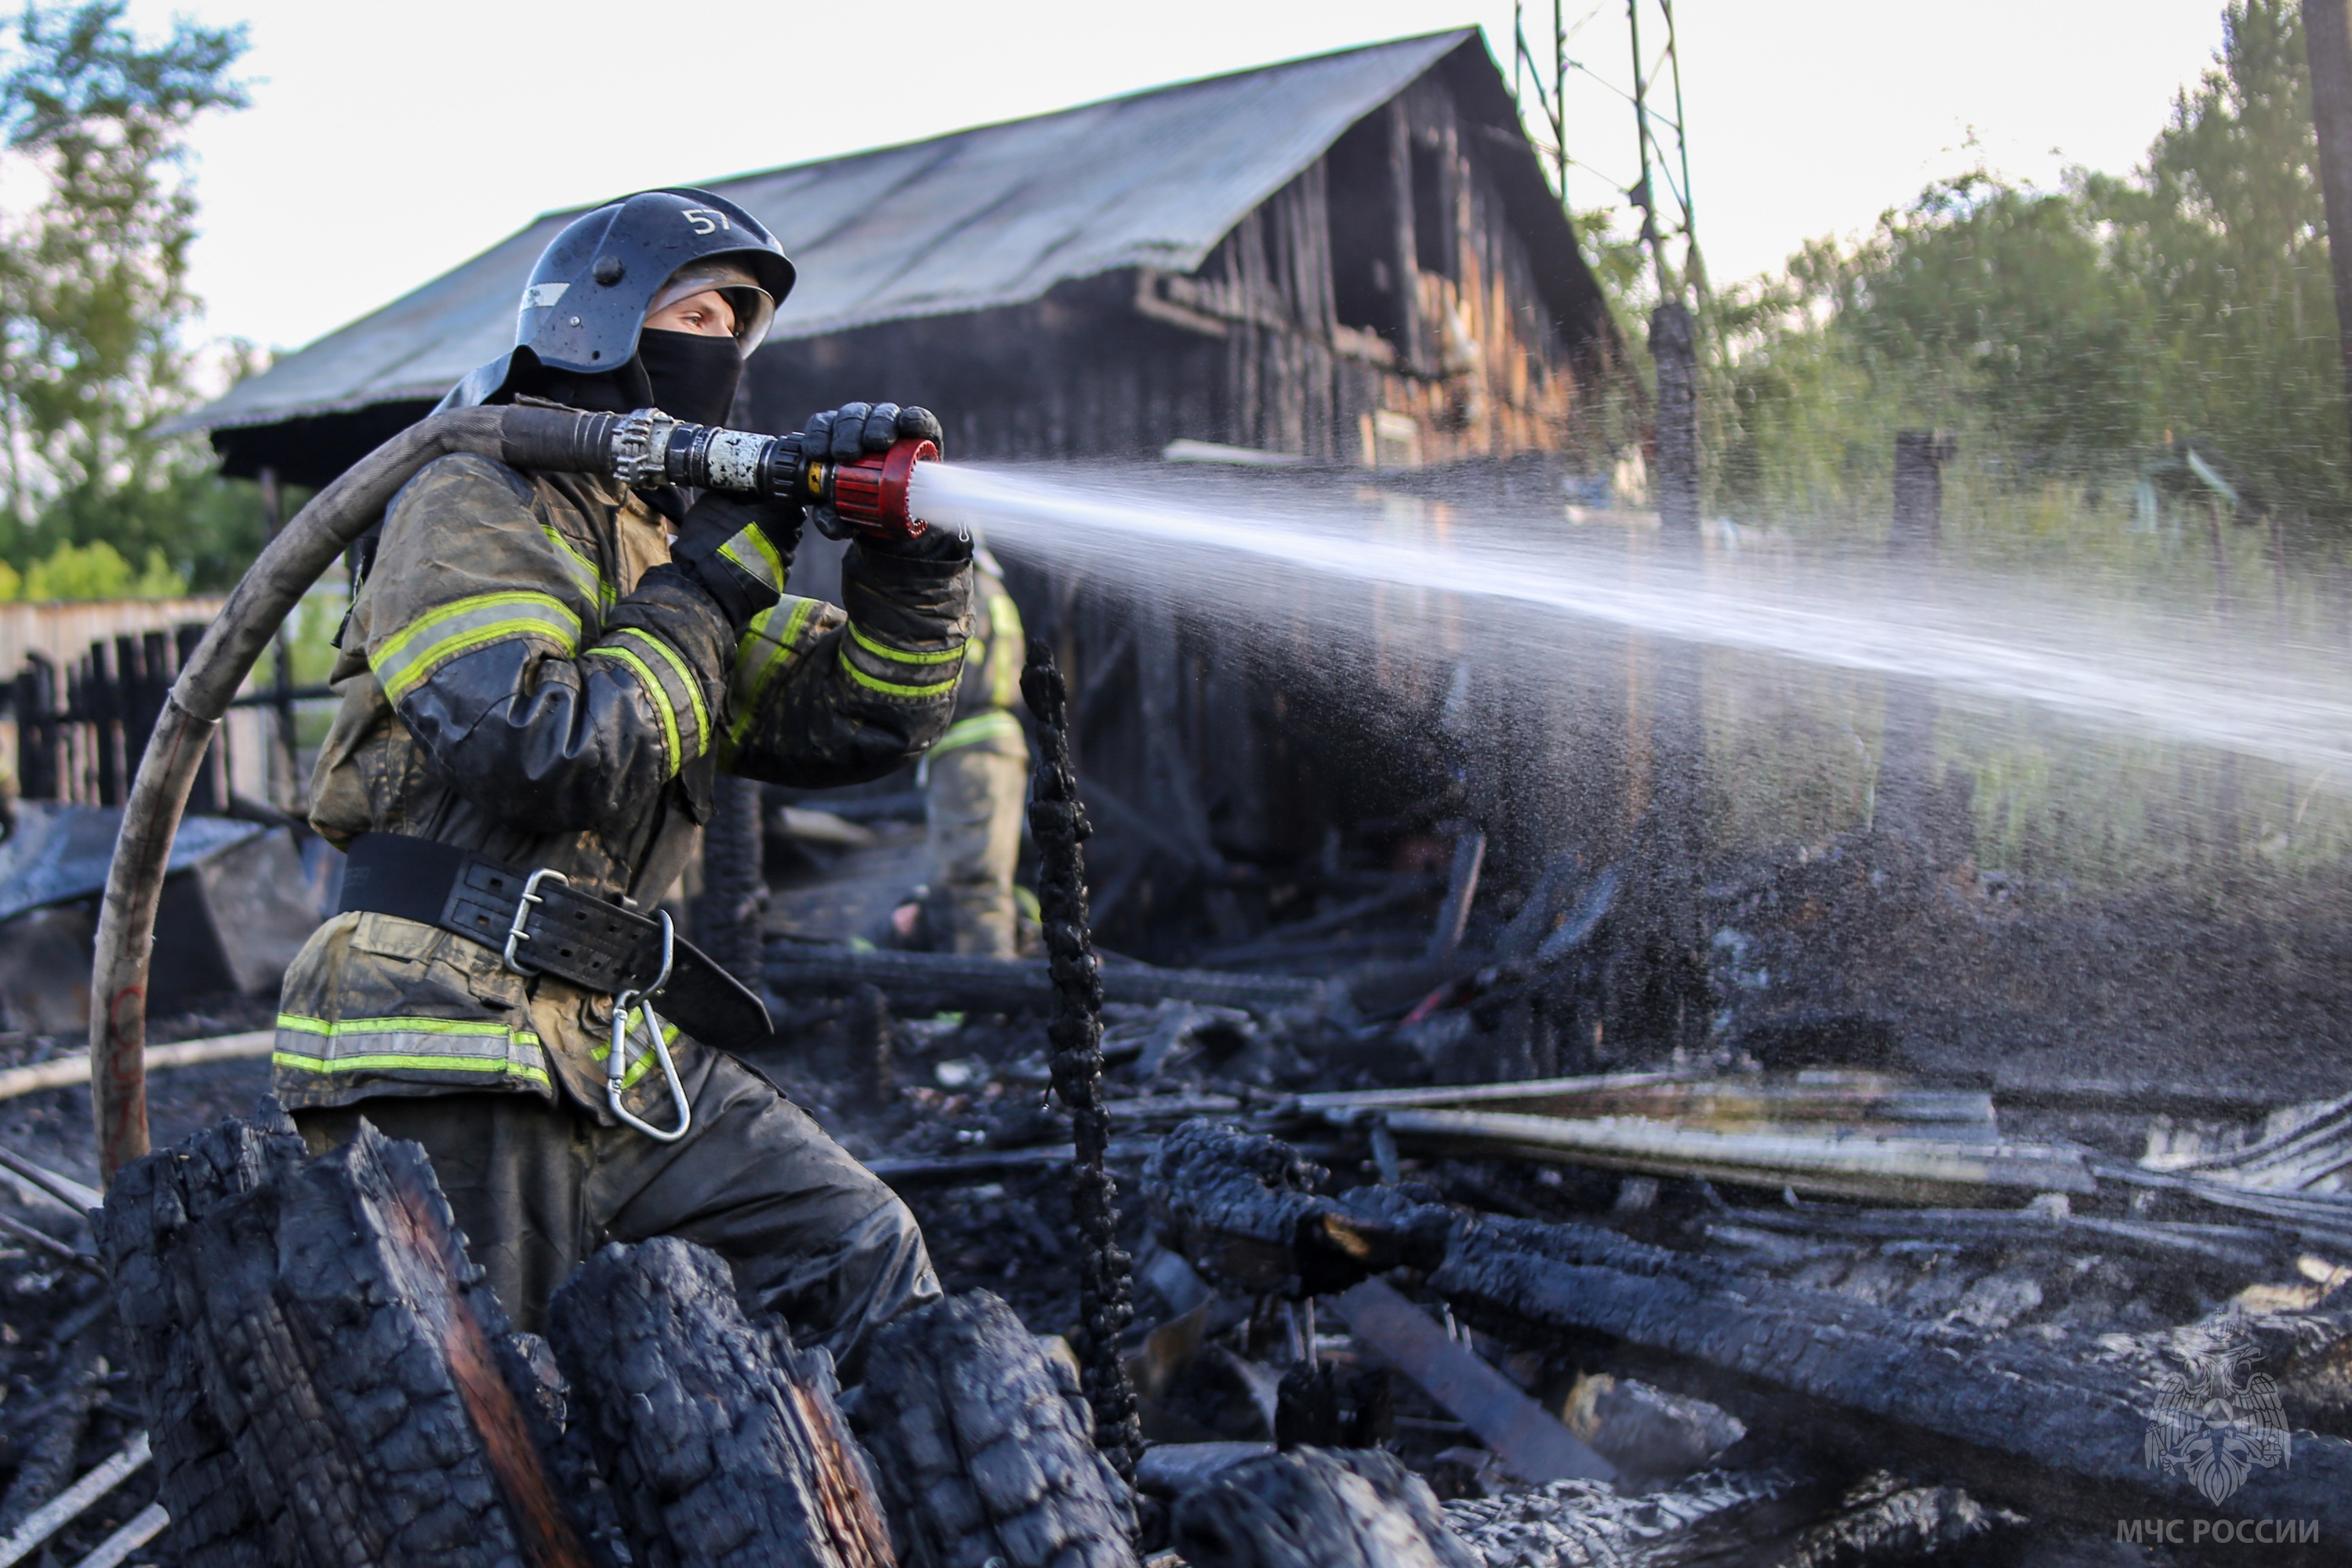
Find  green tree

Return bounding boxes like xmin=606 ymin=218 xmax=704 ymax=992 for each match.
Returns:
xmin=1659 ymin=0 xmax=2346 ymax=546
xmin=1704 ymin=175 xmax=2158 ymax=528
xmin=2107 ymin=0 xmax=2343 ymax=524
xmin=0 ymin=2 xmax=252 ymax=586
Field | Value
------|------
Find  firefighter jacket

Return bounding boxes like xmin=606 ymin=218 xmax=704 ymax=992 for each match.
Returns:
xmin=926 ymin=557 xmax=1027 ymax=766
xmin=275 ymin=452 xmax=971 ymax=1118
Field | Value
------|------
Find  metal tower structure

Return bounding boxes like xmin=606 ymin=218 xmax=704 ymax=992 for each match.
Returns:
xmin=1511 ymin=1 xmax=1704 ymax=301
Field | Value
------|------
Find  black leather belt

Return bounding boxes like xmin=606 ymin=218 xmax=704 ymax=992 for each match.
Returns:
xmin=336 ymin=833 xmax=771 ymax=1048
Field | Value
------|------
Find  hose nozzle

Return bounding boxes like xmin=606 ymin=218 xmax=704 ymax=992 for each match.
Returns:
xmin=604 ymin=408 xmax=938 ymax=539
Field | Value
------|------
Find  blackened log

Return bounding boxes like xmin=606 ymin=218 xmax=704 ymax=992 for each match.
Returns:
xmin=1431 ymin=1213 xmax=2352 ymax=1535
xmin=851 ymin=1291 xmax=1137 ymax=1568
xmin=866 ymin=1139 xmax=1160 ymax=1186
xmin=1142 ymin=1122 xmax=1421 ymax=1298
xmin=95 ymin=1116 xmax=287 ymax=1566
xmin=546 ymin=1236 xmax=892 ymax=1568
xmin=764 ymin=944 xmax=1323 ymax=1014
xmin=96 ymin=1112 xmax=595 ymax=1568
xmin=1167 ymin=1448 xmax=1476 ymax=1568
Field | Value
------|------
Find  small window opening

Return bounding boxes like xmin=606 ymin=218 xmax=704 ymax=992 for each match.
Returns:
xmin=1325 ymin=115 xmax=1409 ymax=349
xmin=1412 ymin=136 xmax=1453 ymax=279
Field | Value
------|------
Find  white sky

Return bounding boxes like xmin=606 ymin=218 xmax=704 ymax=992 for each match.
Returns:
xmin=122 ymin=0 xmax=2236 ymax=357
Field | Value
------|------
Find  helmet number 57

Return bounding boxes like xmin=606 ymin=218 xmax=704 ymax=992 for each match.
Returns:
xmin=681 ymin=209 xmax=730 ymax=235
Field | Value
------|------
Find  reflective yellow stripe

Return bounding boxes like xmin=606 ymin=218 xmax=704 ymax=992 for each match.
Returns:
xmin=272 ymin=1013 xmax=550 ymax=1087
xmin=848 ymin=622 xmax=964 ymax=664
xmin=277 ymin=1013 xmax=539 ymax=1042
xmin=585 ymin=645 xmax=683 ymax=775
xmin=613 ymin=626 xmax=708 ymax=753
xmin=541 ymin=524 xmax=614 ymax=612
xmin=840 ymin=644 xmax=961 ymax=699
xmin=374 ymin=591 xmax=580 ymax=702
xmin=729 ymin=597 xmax=820 ymax=746
xmin=272 ymin=1051 xmax=553 ymax=1087
xmin=592 ymin=1013 xmax=682 ymax=1090
xmin=930 ymin=710 xmax=1024 ymax=757
xmin=718 ymin=524 xmax=786 ymax=594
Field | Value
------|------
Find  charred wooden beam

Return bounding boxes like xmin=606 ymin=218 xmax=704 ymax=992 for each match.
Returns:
xmin=1145 ymin=1125 xmax=2352 ymax=1542
xmin=1289 ymin=1070 xmax=1998 ymax=1138
xmin=1364 ymin=1107 xmax=2093 ymax=1205
xmin=1142 ymin=1122 xmax=1427 ymax=1299
xmin=866 ymin=1139 xmax=1162 ymax=1186
xmin=764 ymin=944 xmax=1323 ymax=1014
xmin=0 ymin=1031 xmax=276 ymax=1106
xmin=1430 ymin=1212 xmax=2352 ymax=1536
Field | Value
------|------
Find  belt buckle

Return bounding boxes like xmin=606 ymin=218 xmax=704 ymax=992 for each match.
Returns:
xmin=501 ymin=866 xmax=571 ymax=976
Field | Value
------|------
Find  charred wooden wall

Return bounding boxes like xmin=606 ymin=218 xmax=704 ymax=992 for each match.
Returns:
xmin=749 ymin=66 xmax=1622 ymax=951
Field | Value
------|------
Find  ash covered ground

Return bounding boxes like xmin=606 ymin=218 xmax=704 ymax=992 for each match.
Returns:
xmin=1 ymin=815 xmax=2347 ymax=1565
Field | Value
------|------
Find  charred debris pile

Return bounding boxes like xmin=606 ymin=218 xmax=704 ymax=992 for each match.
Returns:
xmin=0 ymin=818 xmax=2340 ymax=1563
xmin=12 ymin=1034 xmax=2346 ymax=1567
xmin=1 ymin=670 xmax=2347 ymax=1563
xmin=725 ymin=802 xmax=2352 ymax=1562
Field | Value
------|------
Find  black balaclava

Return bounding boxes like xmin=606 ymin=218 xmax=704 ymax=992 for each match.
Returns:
xmin=510 ymin=332 xmax=742 ymax=524
xmin=521 ymin=354 xmax=647 ymax=416
xmin=511 ymin=331 xmax=741 ymax=427
xmin=635 ymin=328 xmax=743 ymax=427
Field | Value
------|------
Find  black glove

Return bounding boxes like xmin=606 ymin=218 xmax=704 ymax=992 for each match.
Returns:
xmin=670 ymin=488 xmax=804 ymax=631
xmin=804 ymin=401 xmax=946 ymax=540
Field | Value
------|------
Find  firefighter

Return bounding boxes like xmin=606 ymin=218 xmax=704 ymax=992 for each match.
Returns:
xmin=920 ymin=540 xmax=1029 ymax=955
xmin=278 ymin=188 xmax=970 ymax=1372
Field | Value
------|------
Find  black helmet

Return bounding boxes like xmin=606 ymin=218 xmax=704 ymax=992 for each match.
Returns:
xmin=440 ymin=187 xmax=794 ymax=412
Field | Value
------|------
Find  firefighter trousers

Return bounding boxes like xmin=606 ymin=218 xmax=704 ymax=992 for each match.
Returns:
xmin=293 ymin=1047 xmax=938 ymax=1377
xmin=925 ymin=743 xmax=1029 ymax=956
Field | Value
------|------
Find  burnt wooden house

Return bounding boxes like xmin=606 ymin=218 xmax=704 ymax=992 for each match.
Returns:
xmin=183 ymin=30 xmax=1623 ymax=949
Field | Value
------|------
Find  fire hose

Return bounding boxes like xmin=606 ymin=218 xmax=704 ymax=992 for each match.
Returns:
xmin=87 ymin=404 xmax=939 ymax=1181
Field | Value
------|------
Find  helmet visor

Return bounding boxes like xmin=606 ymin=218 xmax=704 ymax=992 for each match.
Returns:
xmin=646 ymin=260 xmax=776 ymax=357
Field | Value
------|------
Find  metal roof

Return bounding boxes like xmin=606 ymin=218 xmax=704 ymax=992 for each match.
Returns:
xmin=183 ymin=29 xmax=1561 ymax=437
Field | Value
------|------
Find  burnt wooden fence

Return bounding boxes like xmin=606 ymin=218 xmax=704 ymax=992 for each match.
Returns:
xmin=6 ymin=625 xmax=328 ymax=811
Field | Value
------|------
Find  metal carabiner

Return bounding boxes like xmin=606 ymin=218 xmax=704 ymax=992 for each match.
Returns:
xmin=607 ymin=911 xmax=691 ymax=1143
